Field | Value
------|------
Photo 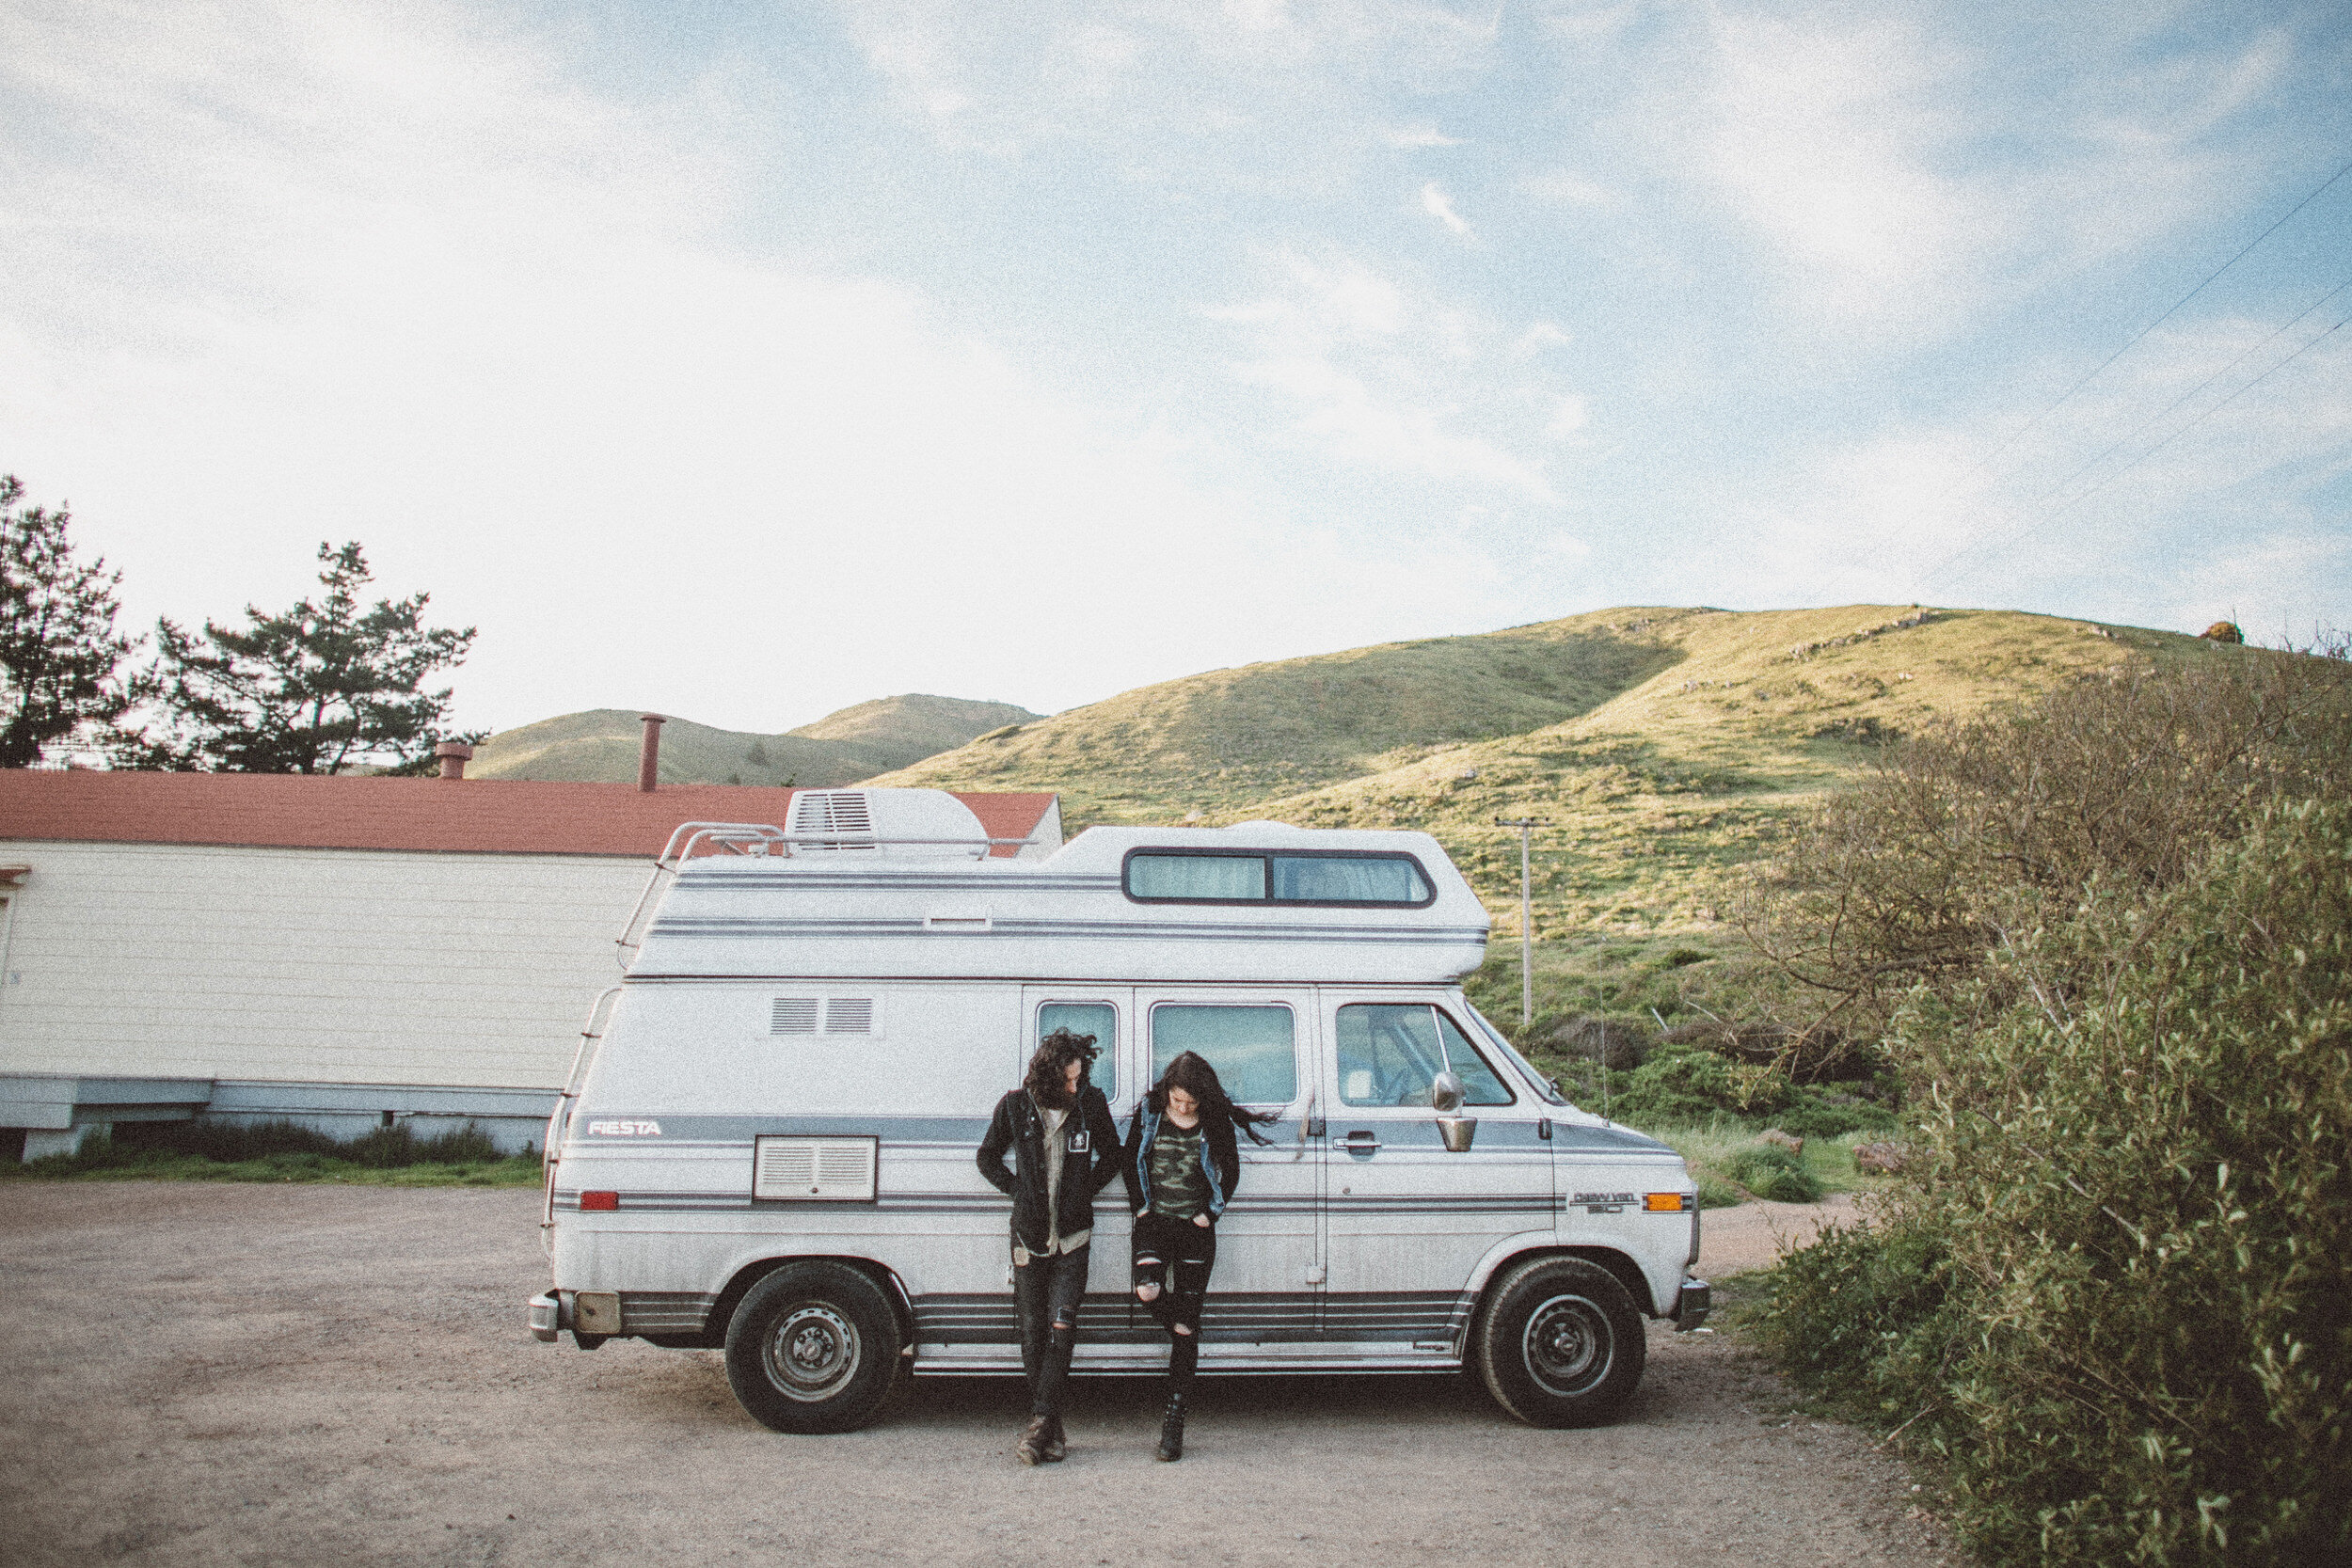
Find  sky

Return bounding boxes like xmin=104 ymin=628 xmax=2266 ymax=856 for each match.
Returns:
xmin=3 ymin=0 xmax=2349 ymax=736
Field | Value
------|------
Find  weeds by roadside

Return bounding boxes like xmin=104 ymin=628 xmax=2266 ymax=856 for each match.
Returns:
xmin=2 ymin=1119 xmax=542 ymax=1187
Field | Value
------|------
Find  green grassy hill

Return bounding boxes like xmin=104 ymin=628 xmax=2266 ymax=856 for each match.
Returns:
xmin=872 ymin=605 xmax=2225 ymax=943
xmin=472 ymin=694 xmax=1038 ymax=786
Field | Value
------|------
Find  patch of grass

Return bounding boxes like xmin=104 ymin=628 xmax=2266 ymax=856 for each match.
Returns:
xmin=1647 ymin=1118 xmax=1897 ymax=1205
xmin=3 ymin=1121 xmax=543 ymax=1187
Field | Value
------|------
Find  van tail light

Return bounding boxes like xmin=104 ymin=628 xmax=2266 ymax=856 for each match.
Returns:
xmin=1645 ymin=1193 xmax=1691 ymax=1212
xmin=580 ymin=1191 xmax=619 ymax=1212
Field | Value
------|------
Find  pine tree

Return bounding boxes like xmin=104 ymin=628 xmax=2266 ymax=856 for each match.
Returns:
xmin=0 ymin=474 xmax=137 ymax=768
xmin=138 ymin=541 xmax=478 ymax=774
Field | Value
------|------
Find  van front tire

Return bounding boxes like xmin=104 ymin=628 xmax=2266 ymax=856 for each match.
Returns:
xmin=723 ymin=1261 xmax=903 ymax=1433
xmin=1473 ymin=1257 xmax=1645 ymax=1428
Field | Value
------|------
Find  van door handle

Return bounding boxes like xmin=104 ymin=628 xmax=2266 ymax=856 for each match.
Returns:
xmin=1336 ymin=1132 xmax=1379 ymax=1155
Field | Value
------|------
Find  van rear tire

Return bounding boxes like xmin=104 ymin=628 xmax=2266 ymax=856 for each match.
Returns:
xmin=723 ymin=1261 xmax=903 ymax=1433
xmin=1472 ymin=1257 xmax=1645 ymax=1428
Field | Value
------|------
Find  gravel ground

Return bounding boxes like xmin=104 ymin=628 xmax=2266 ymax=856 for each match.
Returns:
xmin=0 ymin=1183 xmax=1954 ymax=1568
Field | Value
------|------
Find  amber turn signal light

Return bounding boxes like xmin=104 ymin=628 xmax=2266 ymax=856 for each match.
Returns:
xmin=580 ymin=1191 xmax=619 ymax=1211
xmin=1645 ymin=1193 xmax=1690 ymax=1212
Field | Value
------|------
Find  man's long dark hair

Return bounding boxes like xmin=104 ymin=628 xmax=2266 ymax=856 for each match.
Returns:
xmin=1146 ymin=1051 xmax=1279 ymax=1145
xmin=1025 ymin=1027 xmax=1099 ymax=1110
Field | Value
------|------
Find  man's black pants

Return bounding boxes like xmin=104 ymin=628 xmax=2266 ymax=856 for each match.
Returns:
xmin=1131 ymin=1212 xmax=1216 ymax=1391
xmin=1012 ymin=1243 xmax=1090 ymax=1419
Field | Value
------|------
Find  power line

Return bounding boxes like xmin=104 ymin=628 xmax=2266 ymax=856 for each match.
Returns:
xmin=2045 ymin=308 xmax=2351 ymax=519
xmin=1925 ymin=302 xmax=2352 ymax=580
xmin=2005 ymin=271 xmax=2352 ymax=517
xmin=1962 ymin=152 xmax=2352 ymax=482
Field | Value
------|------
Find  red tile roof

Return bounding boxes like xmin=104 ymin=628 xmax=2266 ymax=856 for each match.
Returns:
xmin=0 ymin=770 xmax=1057 ymax=860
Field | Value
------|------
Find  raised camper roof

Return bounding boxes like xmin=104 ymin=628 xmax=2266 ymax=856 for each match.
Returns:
xmin=628 ymin=807 xmax=1491 ymax=986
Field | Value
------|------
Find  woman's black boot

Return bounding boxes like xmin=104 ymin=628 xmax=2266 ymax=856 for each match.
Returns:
xmin=1155 ymin=1394 xmax=1186 ymax=1462
xmin=1041 ymin=1412 xmax=1068 ymax=1462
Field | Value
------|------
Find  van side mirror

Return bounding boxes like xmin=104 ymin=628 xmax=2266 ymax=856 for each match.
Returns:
xmin=1431 ymin=1071 xmax=1475 ymax=1151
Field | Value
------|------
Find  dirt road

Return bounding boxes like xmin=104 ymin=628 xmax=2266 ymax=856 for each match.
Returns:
xmin=0 ymin=1184 xmax=1950 ymax=1568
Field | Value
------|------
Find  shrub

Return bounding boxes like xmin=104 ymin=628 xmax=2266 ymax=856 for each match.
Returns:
xmin=1609 ymin=1043 xmax=1782 ymax=1125
xmin=1724 ymin=1143 xmax=1822 ymax=1203
xmin=1742 ymin=638 xmax=2352 ymax=1042
xmin=1772 ymin=1088 xmax=1898 ymax=1140
xmin=1755 ymin=802 xmax=2352 ymax=1566
xmin=50 ymin=1117 xmax=506 ymax=1172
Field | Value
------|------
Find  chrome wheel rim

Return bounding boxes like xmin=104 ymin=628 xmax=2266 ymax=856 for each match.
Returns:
xmin=762 ymin=1303 xmax=860 ymax=1402
xmin=1523 ymin=1292 xmax=1612 ymax=1397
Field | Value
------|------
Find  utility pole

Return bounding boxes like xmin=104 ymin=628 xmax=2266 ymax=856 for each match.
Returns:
xmin=1494 ymin=817 xmax=1546 ymax=1027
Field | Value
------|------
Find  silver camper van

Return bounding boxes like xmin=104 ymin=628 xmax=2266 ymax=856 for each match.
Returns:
xmin=528 ymin=788 xmax=1709 ymax=1433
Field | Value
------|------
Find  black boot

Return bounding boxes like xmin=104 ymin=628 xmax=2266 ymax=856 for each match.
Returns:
xmin=1155 ymin=1394 xmax=1186 ymax=1462
xmin=1016 ymin=1413 xmax=1052 ymax=1466
xmin=1041 ymin=1412 xmax=1068 ymax=1462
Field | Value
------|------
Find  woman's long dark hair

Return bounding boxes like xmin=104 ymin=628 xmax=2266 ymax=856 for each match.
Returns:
xmin=1147 ymin=1051 xmax=1279 ymax=1146
xmin=1024 ymin=1027 xmax=1099 ymax=1110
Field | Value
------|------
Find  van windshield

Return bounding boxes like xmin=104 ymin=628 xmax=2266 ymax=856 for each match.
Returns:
xmin=1465 ymin=1005 xmax=1569 ymax=1106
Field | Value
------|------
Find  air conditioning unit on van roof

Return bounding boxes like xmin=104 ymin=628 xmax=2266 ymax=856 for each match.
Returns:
xmin=787 ymin=788 xmax=995 ymax=859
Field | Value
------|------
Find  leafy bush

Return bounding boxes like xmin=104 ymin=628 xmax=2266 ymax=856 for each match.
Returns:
xmin=1723 ymin=1143 xmax=1822 ymax=1203
xmin=1742 ymin=640 xmax=2352 ymax=1041
xmin=1772 ymin=1089 xmax=1898 ymax=1140
xmin=1755 ymin=802 xmax=2352 ymax=1566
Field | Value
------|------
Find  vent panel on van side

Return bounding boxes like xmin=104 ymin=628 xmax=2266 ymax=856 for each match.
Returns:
xmin=823 ymin=997 xmax=875 ymax=1034
xmin=771 ymin=998 xmax=819 ymax=1034
xmin=754 ymin=1135 xmax=879 ymax=1200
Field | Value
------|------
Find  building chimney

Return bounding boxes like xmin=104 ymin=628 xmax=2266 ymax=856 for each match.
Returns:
xmin=638 ymin=714 xmax=666 ymax=793
xmin=434 ymin=740 xmax=474 ymax=781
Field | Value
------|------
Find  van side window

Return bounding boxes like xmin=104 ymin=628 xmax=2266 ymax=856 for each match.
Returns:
xmin=1269 ymin=856 xmax=1428 ymax=903
xmin=1334 ymin=1005 xmax=1516 ymax=1107
xmin=1127 ymin=854 xmax=1265 ymax=900
xmin=1038 ymin=1002 xmax=1118 ymax=1100
xmin=1433 ymin=1008 xmax=1516 ymax=1105
xmin=1123 ymin=850 xmax=1433 ymax=907
xmin=1150 ymin=1004 xmax=1296 ymax=1105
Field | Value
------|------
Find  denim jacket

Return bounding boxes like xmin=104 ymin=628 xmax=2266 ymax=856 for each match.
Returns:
xmin=1120 ymin=1105 xmax=1240 ymax=1221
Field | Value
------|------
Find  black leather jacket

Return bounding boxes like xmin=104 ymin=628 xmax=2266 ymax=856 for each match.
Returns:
xmin=976 ymin=1085 xmax=1124 ymax=1255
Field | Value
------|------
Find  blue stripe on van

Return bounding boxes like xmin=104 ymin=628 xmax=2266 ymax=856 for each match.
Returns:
xmin=644 ymin=917 xmax=1487 ymax=945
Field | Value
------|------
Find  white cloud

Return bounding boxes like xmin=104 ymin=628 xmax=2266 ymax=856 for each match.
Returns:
xmin=1515 ymin=321 xmax=1573 ymax=355
xmin=1544 ymin=397 xmax=1590 ymax=439
xmin=0 ymin=0 xmax=1528 ymax=730
xmin=1212 ymin=252 xmax=1578 ymax=501
xmin=1385 ymin=124 xmax=1462 ymax=148
xmin=1420 ymin=180 xmax=1472 ymax=235
xmin=1634 ymin=8 xmax=2289 ymax=339
xmin=1519 ymin=168 xmax=1611 ymax=205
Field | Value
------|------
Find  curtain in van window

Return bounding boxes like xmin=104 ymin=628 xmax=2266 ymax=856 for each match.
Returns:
xmin=1269 ymin=856 xmax=1428 ymax=903
xmin=1039 ymin=1002 xmax=1118 ymax=1099
xmin=1128 ymin=854 xmax=1265 ymax=899
xmin=1151 ymin=1005 xmax=1296 ymax=1105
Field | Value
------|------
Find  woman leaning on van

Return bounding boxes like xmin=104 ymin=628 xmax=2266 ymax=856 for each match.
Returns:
xmin=976 ymin=1028 xmax=1123 ymax=1467
xmin=1120 ymin=1051 xmax=1278 ymax=1462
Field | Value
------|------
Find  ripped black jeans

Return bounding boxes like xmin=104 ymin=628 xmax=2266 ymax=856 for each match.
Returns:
xmin=1012 ymin=1242 xmax=1090 ymax=1419
xmin=1131 ymin=1212 xmax=1217 ymax=1391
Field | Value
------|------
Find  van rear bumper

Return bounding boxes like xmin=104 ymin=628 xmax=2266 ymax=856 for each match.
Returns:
xmin=1671 ymin=1277 xmax=1711 ymax=1331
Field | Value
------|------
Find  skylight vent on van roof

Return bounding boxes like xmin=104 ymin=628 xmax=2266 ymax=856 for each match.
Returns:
xmin=789 ymin=789 xmax=877 ymax=852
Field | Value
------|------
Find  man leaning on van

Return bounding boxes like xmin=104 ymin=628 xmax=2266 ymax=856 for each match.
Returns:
xmin=977 ymin=1028 xmax=1124 ymax=1467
